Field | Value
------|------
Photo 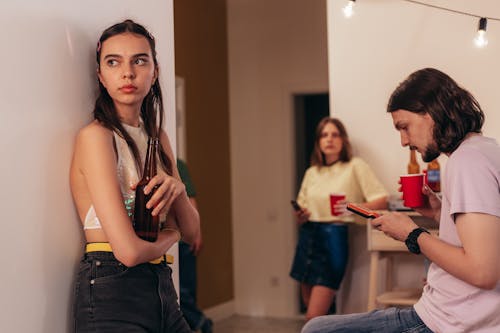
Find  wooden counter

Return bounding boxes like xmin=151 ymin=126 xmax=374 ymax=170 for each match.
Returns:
xmin=366 ymin=211 xmax=438 ymax=311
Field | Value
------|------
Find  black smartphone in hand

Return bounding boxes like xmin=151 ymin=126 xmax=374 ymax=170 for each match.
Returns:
xmin=346 ymin=203 xmax=380 ymax=219
xmin=290 ymin=200 xmax=302 ymax=211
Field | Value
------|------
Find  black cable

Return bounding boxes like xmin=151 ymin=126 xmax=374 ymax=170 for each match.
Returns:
xmin=402 ymin=0 xmax=500 ymax=22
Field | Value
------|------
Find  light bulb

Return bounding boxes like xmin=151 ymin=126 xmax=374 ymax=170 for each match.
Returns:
xmin=343 ymin=0 xmax=356 ymax=18
xmin=474 ymin=18 xmax=488 ymax=48
xmin=474 ymin=30 xmax=488 ymax=48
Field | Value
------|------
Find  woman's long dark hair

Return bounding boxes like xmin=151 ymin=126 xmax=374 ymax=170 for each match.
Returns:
xmin=310 ymin=117 xmax=352 ymax=167
xmin=387 ymin=68 xmax=484 ymax=154
xmin=95 ymin=19 xmax=172 ymax=175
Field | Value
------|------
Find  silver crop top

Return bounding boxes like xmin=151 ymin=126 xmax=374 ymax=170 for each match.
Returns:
xmin=83 ymin=122 xmax=148 ymax=230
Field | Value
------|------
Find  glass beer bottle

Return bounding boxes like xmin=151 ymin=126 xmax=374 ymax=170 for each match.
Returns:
xmin=407 ymin=149 xmax=420 ymax=174
xmin=133 ymin=137 xmax=160 ymax=242
xmin=426 ymin=158 xmax=441 ymax=192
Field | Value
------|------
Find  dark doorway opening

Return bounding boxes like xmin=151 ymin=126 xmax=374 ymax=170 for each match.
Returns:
xmin=293 ymin=92 xmax=331 ymax=314
xmin=294 ymin=93 xmax=330 ymax=193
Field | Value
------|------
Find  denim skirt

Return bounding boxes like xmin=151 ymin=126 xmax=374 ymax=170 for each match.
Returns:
xmin=290 ymin=222 xmax=348 ymax=290
xmin=74 ymin=251 xmax=191 ymax=332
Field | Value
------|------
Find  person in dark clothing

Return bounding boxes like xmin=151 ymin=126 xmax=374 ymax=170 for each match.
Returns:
xmin=177 ymin=159 xmax=213 ymax=333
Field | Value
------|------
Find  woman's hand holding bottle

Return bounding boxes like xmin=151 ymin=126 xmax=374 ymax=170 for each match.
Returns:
xmin=132 ymin=172 xmax=186 ymax=217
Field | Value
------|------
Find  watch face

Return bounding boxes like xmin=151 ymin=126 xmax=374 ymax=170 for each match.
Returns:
xmin=406 ymin=228 xmax=428 ymax=254
xmin=406 ymin=239 xmax=420 ymax=254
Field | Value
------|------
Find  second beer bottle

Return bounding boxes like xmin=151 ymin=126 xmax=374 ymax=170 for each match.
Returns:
xmin=133 ymin=137 xmax=160 ymax=242
xmin=407 ymin=149 xmax=420 ymax=174
xmin=426 ymin=158 xmax=441 ymax=192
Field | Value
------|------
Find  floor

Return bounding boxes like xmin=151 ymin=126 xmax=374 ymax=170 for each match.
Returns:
xmin=213 ymin=315 xmax=306 ymax=333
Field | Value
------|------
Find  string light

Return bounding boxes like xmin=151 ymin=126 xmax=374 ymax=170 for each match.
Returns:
xmin=343 ymin=0 xmax=500 ymax=48
xmin=343 ymin=0 xmax=356 ymax=18
xmin=474 ymin=18 xmax=488 ymax=48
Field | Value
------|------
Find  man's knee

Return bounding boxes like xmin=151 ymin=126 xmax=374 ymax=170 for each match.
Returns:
xmin=301 ymin=316 xmax=328 ymax=333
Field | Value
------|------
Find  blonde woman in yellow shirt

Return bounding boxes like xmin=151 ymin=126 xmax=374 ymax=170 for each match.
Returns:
xmin=290 ymin=117 xmax=388 ymax=321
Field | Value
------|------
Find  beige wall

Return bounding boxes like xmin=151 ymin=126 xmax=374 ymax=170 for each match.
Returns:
xmin=173 ymin=0 xmax=234 ymax=308
xmin=0 ymin=1 xmax=176 ymax=331
xmin=328 ymin=0 xmax=500 ymax=313
xmin=227 ymin=0 xmax=329 ymax=316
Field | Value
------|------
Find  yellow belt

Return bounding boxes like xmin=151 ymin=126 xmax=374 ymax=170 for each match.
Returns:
xmin=85 ymin=242 xmax=174 ymax=265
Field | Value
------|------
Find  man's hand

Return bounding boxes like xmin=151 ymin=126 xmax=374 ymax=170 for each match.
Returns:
xmin=371 ymin=212 xmax=418 ymax=242
xmin=414 ymin=184 xmax=442 ymax=222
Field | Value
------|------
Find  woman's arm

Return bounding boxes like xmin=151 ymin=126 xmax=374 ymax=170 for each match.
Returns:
xmin=352 ymin=158 xmax=388 ymax=210
xmin=362 ymin=196 xmax=388 ymax=210
xmin=74 ymin=123 xmax=180 ymax=266
xmin=294 ymin=168 xmax=312 ymax=224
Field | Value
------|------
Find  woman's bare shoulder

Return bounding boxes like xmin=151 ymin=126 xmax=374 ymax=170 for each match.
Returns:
xmin=73 ymin=121 xmax=115 ymax=165
xmin=76 ymin=120 xmax=113 ymax=143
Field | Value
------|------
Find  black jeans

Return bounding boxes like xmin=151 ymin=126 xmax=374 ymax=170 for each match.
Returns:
xmin=74 ymin=251 xmax=191 ymax=332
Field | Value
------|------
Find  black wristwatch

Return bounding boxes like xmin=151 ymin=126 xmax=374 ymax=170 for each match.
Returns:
xmin=405 ymin=227 xmax=430 ymax=254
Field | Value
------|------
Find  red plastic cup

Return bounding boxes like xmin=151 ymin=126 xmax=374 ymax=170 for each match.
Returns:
xmin=400 ymin=174 xmax=424 ymax=208
xmin=329 ymin=193 xmax=346 ymax=216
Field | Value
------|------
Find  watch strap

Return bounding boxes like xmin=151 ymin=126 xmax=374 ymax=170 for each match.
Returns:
xmin=405 ymin=227 xmax=430 ymax=254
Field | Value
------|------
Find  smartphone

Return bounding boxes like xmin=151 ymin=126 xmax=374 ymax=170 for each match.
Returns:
xmin=290 ymin=200 xmax=302 ymax=211
xmin=346 ymin=203 xmax=380 ymax=219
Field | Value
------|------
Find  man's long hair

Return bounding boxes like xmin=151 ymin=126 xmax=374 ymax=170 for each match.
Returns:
xmin=387 ymin=68 xmax=484 ymax=154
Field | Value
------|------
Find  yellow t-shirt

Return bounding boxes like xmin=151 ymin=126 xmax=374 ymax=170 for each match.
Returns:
xmin=297 ymin=157 xmax=387 ymax=223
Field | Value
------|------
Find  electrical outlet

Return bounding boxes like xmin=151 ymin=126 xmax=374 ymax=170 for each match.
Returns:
xmin=270 ymin=276 xmax=280 ymax=287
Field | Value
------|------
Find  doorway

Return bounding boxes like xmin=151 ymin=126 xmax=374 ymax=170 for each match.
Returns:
xmin=293 ymin=93 xmax=330 ymax=193
xmin=293 ymin=92 xmax=330 ymax=313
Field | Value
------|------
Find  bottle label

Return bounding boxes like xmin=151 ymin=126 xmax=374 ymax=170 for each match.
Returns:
xmin=427 ymin=170 xmax=440 ymax=182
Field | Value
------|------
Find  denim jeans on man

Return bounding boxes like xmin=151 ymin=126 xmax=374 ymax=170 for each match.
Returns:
xmin=301 ymin=307 xmax=433 ymax=333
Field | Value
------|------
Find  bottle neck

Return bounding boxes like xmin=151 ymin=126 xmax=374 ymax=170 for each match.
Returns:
xmin=428 ymin=159 xmax=440 ymax=169
xmin=408 ymin=149 xmax=420 ymax=174
xmin=143 ymin=137 xmax=158 ymax=181
xmin=410 ymin=149 xmax=417 ymax=162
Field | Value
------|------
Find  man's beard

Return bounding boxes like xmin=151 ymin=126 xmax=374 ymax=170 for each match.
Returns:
xmin=422 ymin=143 xmax=440 ymax=162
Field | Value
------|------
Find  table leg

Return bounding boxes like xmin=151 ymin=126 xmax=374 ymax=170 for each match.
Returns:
xmin=368 ymin=251 xmax=380 ymax=311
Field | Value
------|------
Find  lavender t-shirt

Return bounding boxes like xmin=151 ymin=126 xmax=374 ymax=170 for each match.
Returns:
xmin=414 ymin=135 xmax=500 ymax=333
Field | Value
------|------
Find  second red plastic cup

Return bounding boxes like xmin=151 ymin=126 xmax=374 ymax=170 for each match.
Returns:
xmin=329 ymin=193 xmax=346 ymax=216
xmin=400 ymin=174 xmax=424 ymax=208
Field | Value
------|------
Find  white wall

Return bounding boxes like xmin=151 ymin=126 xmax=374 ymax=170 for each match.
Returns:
xmin=0 ymin=1 xmax=176 ymax=331
xmin=328 ymin=0 xmax=500 ymax=312
xmin=227 ymin=0 xmax=329 ymax=317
